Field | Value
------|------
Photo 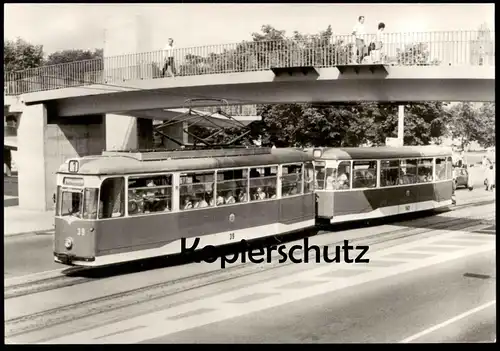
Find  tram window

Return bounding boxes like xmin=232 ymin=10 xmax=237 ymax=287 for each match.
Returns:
xmin=304 ymin=162 xmax=314 ymax=194
xmin=128 ymin=174 xmax=172 ymax=215
xmin=282 ymin=163 xmax=303 ymax=197
xmin=352 ymin=161 xmax=376 ymax=189
xmin=326 ymin=161 xmax=351 ymax=190
xmin=180 ymin=171 xmax=215 ymax=210
xmin=216 ymin=168 xmax=249 ymax=205
xmin=417 ymin=159 xmax=433 ymax=183
xmin=399 ymin=159 xmax=418 ymax=185
xmin=446 ymin=157 xmax=453 ymax=180
xmin=249 ymin=166 xmax=278 ymax=201
xmin=59 ymin=189 xmax=83 ymax=218
xmin=82 ymin=188 xmax=99 ymax=219
xmin=99 ymin=177 xmax=125 ymax=219
xmin=380 ymin=160 xmax=399 ymax=187
xmin=435 ymin=158 xmax=447 ymax=181
xmin=314 ymin=163 xmax=326 ymax=190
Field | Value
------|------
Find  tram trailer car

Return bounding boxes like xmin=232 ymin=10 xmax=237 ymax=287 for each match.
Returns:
xmin=53 ymin=147 xmax=316 ymax=267
xmin=310 ymin=146 xmax=455 ymax=225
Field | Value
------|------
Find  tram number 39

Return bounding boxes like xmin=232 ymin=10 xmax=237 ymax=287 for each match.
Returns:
xmin=76 ymin=228 xmax=86 ymax=236
xmin=229 ymin=233 xmax=235 ymax=240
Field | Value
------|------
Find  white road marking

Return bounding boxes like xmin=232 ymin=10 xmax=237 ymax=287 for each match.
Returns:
xmin=399 ymin=300 xmax=496 ymax=343
xmin=41 ymin=230 xmax=495 ymax=344
xmin=4 ymin=195 xmax=18 ymax=200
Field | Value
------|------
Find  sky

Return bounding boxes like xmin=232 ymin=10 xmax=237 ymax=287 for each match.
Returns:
xmin=4 ymin=3 xmax=495 ymax=56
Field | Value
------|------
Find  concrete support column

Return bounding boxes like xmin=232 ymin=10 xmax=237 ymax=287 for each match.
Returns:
xmin=106 ymin=114 xmax=153 ymax=150
xmin=397 ymin=105 xmax=404 ymax=145
xmin=161 ymin=122 xmax=189 ymax=149
xmin=17 ymin=104 xmax=48 ymax=211
xmin=18 ymin=106 xmax=107 ymax=211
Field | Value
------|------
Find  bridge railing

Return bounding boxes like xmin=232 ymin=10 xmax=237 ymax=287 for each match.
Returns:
xmin=4 ymin=30 xmax=495 ymax=96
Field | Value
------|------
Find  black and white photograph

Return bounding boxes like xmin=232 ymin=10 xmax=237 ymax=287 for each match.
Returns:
xmin=3 ymin=2 xmax=495 ymax=344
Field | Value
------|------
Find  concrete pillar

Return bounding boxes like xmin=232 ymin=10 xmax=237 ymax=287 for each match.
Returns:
xmin=397 ymin=105 xmax=404 ymax=144
xmin=17 ymin=105 xmax=107 ymax=211
xmin=161 ymin=122 xmax=189 ymax=149
xmin=105 ymin=115 xmax=153 ymax=151
xmin=17 ymin=104 xmax=48 ymax=211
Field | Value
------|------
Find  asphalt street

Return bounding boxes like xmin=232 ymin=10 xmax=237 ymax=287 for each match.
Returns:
xmin=142 ymin=249 xmax=496 ymax=343
xmin=4 ymin=233 xmax=60 ymax=278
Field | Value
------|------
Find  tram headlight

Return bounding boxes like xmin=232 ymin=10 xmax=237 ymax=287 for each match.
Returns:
xmin=313 ymin=149 xmax=322 ymax=158
xmin=64 ymin=237 xmax=73 ymax=250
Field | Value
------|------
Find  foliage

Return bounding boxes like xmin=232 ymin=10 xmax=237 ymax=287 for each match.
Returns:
xmin=477 ymin=103 xmax=495 ymax=148
xmin=4 ymin=37 xmax=44 ymax=71
xmin=174 ymin=25 xmax=447 ymax=148
xmin=45 ymin=49 xmax=103 ymax=65
xmin=184 ymin=101 xmax=449 ymax=148
xmin=4 ymin=39 xmax=104 ymax=93
xmin=446 ymin=102 xmax=495 ymax=150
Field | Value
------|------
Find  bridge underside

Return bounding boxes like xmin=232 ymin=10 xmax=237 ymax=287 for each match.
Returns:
xmin=52 ymin=77 xmax=494 ymax=117
xmin=18 ymin=66 xmax=495 ymax=117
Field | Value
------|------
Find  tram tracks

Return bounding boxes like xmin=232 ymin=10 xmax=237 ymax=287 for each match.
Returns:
xmin=4 ymin=197 xmax=494 ymax=301
xmin=5 ymin=201 xmax=495 ymax=340
xmin=3 ymin=197 xmax=494 ymax=301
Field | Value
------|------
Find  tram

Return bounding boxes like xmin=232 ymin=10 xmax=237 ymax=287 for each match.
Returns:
xmin=53 ymin=147 xmax=316 ymax=267
xmin=310 ymin=146 xmax=455 ymax=224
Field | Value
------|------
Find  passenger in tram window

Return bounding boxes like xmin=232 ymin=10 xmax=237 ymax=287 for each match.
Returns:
xmin=325 ymin=169 xmax=335 ymax=190
xmin=254 ymin=187 xmax=266 ymax=200
xmin=337 ymin=172 xmax=349 ymax=188
xmin=183 ymin=196 xmax=193 ymax=210
xmin=192 ymin=195 xmax=201 ymax=208
xmin=225 ymin=191 xmax=236 ymax=204
xmin=208 ymin=192 xmax=215 ymax=206
xmin=198 ymin=194 xmax=209 ymax=208
xmin=316 ymin=169 xmax=326 ymax=189
xmin=216 ymin=193 xmax=225 ymax=206
xmin=237 ymin=189 xmax=248 ymax=202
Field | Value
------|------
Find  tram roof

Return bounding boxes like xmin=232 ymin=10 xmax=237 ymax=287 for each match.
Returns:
xmin=313 ymin=146 xmax=453 ymax=160
xmin=57 ymin=147 xmax=312 ymax=175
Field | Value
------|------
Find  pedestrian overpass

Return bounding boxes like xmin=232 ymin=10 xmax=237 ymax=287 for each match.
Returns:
xmin=3 ymin=29 xmax=495 ymax=211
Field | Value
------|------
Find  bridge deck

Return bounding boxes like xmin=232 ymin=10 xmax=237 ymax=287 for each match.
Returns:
xmin=4 ymin=30 xmax=495 ymax=96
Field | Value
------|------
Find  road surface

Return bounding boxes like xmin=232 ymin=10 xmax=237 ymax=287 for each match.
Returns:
xmin=31 ymin=222 xmax=494 ymax=344
xmin=142 ymin=249 xmax=495 ymax=343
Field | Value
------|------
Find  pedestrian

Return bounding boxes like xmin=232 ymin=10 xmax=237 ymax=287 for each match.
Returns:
xmin=162 ymin=38 xmax=176 ymax=78
xmin=486 ymin=164 xmax=495 ymax=191
xmin=352 ymin=16 xmax=367 ymax=64
xmin=371 ymin=22 xmax=385 ymax=63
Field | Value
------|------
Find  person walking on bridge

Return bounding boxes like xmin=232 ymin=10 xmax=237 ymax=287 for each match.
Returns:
xmin=162 ymin=38 xmax=176 ymax=78
xmin=352 ymin=16 xmax=366 ymax=64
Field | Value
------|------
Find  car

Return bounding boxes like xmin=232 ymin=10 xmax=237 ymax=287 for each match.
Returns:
xmin=453 ymin=167 xmax=473 ymax=190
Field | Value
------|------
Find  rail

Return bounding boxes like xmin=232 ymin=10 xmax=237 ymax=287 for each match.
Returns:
xmin=4 ymin=30 xmax=495 ymax=96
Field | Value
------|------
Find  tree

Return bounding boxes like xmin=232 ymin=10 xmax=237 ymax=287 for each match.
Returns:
xmin=43 ymin=49 xmax=104 ymax=89
xmin=44 ymin=48 xmax=103 ymax=65
xmin=4 ymin=37 xmax=44 ymax=72
xmin=475 ymin=102 xmax=495 ymax=148
xmin=445 ymin=102 xmax=490 ymax=151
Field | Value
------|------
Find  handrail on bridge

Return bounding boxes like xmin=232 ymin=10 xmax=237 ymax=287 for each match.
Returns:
xmin=4 ymin=30 xmax=495 ymax=96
